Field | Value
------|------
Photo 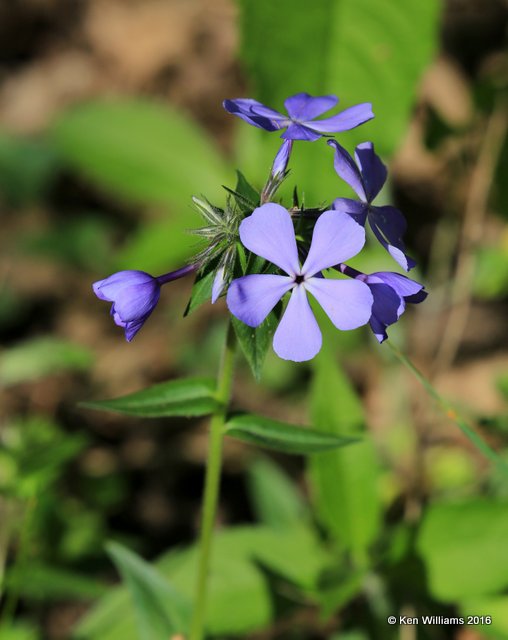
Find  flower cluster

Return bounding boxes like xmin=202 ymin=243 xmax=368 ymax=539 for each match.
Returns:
xmin=93 ymin=92 xmax=426 ymax=362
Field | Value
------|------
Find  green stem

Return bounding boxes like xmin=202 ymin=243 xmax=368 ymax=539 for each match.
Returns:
xmin=388 ymin=342 xmax=508 ymax=476
xmin=189 ymin=321 xmax=236 ymax=640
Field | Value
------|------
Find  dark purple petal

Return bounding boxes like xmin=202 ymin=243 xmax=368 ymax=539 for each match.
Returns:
xmin=369 ymin=271 xmax=425 ymax=299
xmin=284 ymin=93 xmax=338 ymax=120
xmin=273 ymin=285 xmax=322 ymax=362
xmin=223 ymin=99 xmax=286 ymax=131
xmin=302 ymin=210 xmax=365 ymax=276
xmin=227 ymin=274 xmax=293 ymax=327
xmin=307 ymin=103 xmax=374 ymax=133
xmin=332 ymin=197 xmax=368 ymax=226
xmin=328 ymin=140 xmax=367 ymax=201
xmin=305 ymin=277 xmax=373 ymax=330
xmin=93 ymin=270 xmax=154 ymax=302
xmin=405 ymin=289 xmax=428 ymax=304
xmin=369 ymin=205 xmax=416 ymax=271
xmin=281 ymin=123 xmax=321 ymax=141
xmin=239 ymin=203 xmax=300 ymax=276
xmin=354 ymin=142 xmax=387 ymax=201
xmin=368 ymin=282 xmax=404 ymax=343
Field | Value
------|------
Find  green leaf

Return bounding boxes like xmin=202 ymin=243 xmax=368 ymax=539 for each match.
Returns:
xmin=236 ymin=0 xmax=439 ymax=197
xmin=417 ymin=500 xmax=508 ymax=601
xmin=308 ymin=349 xmax=382 ymax=558
xmin=232 ymin=313 xmax=277 ymax=380
xmin=461 ymin=597 xmax=508 ymax=639
xmin=224 ymin=413 xmax=359 ymax=454
xmin=52 ymin=99 xmax=229 ymax=208
xmin=184 ymin=270 xmax=214 ymax=316
xmin=81 ymin=377 xmax=219 ymax=418
xmin=226 ymin=170 xmax=260 ymax=213
xmin=6 ymin=564 xmax=106 ymax=601
xmin=107 ymin=542 xmax=190 ymax=639
xmin=0 ymin=338 xmax=93 ymax=386
xmin=247 ymin=456 xmax=309 ymax=529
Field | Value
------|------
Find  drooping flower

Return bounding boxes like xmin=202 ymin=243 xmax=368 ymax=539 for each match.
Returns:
xmin=338 ymin=264 xmax=427 ymax=342
xmin=329 ymin=140 xmax=416 ymax=271
xmin=93 ymin=265 xmax=196 ymax=341
xmin=223 ymin=93 xmax=374 ymax=141
xmin=226 ymin=204 xmax=373 ymax=362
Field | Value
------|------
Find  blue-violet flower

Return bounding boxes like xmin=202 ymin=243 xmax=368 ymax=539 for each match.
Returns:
xmin=224 ymin=93 xmax=374 ymax=141
xmin=339 ymin=264 xmax=427 ymax=342
xmin=227 ymin=204 xmax=373 ymax=362
xmin=93 ymin=265 xmax=196 ymax=341
xmin=329 ymin=140 xmax=416 ymax=271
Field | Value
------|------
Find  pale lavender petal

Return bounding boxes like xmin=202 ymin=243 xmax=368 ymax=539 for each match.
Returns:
xmin=284 ymin=93 xmax=338 ymax=120
xmin=332 ymin=197 xmax=368 ymax=226
xmin=354 ymin=142 xmax=387 ymax=201
xmin=239 ymin=203 xmax=300 ymax=276
xmin=227 ymin=274 xmax=293 ymax=327
xmin=281 ymin=123 xmax=321 ymax=141
xmin=93 ymin=270 xmax=154 ymax=302
xmin=328 ymin=140 xmax=366 ymax=201
xmin=273 ymin=285 xmax=322 ymax=362
xmin=211 ymin=267 xmax=226 ymax=304
xmin=369 ymin=205 xmax=416 ymax=271
xmin=370 ymin=272 xmax=425 ymax=298
xmin=124 ymin=320 xmax=145 ymax=342
xmin=305 ymin=278 xmax=373 ymax=330
xmin=223 ymin=99 xmax=286 ymax=131
xmin=307 ymin=103 xmax=374 ymax=133
xmin=302 ymin=210 xmax=366 ymax=276
xmin=271 ymin=140 xmax=293 ymax=178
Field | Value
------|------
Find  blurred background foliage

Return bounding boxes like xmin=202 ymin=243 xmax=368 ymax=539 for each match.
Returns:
xmin=1 ymin=0 xmax=508 ymax=638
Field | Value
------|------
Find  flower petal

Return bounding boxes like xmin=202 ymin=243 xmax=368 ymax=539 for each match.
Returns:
xmin=354 ymin=142 xmax=387 ymax=201
xmin=239 ymin=203 xmax=300 ymax=276
xmin=302 ymin=210 xmax=366 ymax=276
xmin=227 ymin=274 xmax=293 ymax=327
xmin=281 ymin=123 xmax=321 ymax=141
xmin=369 ymin=205 xmax=416 ymax=271
xmin=332 ymin=197 xmax=368 ymax=226
xmin=124 ymin=320 xmax=145 ymax=342
xmin=211 ymin=267 xmax=226 ymax=304
xmin=328 ymin=140 xmax=367 ymax=201
xmin=114 ymin=283 xmax=160 ymax=322
xmin=305 ymin=278 xmax=373 ymax=330
xmin=307 ymin=103 xmax=374 ymax=133
xmin=223 ymin=99 xmax=286 ymax=131
xmin=93 ymin=270 xmax=154 ymax=302
xmin=367 ymin=282 xmax=404 ymax=343
xmin=370 ymin=272 xmax=425 ymax=299
xmin=273 ymin=285 xmax=322 ymax=361
xmin=284 ymin=93 xmax=338 ymax=120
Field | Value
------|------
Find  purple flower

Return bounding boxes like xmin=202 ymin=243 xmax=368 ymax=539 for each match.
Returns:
xmin=223 ymin=93 xmax=374 ymax=141
xmin=226 ymin=204 xmax=373 ymax=362
xmin=271 ymin=140 xmax=293 ymax=178
xmin=329 ymin=140 xmax=416 ymax=271
xmin=93 ymin=265 xmax=196 ymax=341
xmin=338 ymin=265 xmax=427 ymax=342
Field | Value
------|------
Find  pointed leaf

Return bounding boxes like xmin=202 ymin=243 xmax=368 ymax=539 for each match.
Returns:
xmin=232 ymin=313 xmax=278 ymax=381
xmin=224 ymin=413 xmax=360 ymax=454
xmin=184 ymin=270 xmax=215 ymax=316
xmin=107 ymin=542 xmax=190 ymax=639
xmin=81 ymin=377 xmax=219 ymax=418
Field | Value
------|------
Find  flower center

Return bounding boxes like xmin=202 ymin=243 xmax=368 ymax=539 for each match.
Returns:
xmin=294 ymin=274 xmax=305 ymax=285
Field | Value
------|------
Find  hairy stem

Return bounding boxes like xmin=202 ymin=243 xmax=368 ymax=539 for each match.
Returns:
xmin=189 ymin=321 xmax=236 ymax=640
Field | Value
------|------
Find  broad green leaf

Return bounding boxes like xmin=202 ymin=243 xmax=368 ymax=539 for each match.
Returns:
xmin=461 ymin=597 xmax=508 ymax=639
xmin=226 ymin=170 xmax=260 ymax=213
xmin=225 ymin=413 xmax=359 ymax=454
xmin=184 ymin=270 xmax=215 ymax=316
xmin=5 ymin=564 xmax=106 ymax=601
xmin=0 ymin=338 xmax=93 ymax=386
xmin=247 ymin=456 xmax=309 ymax=529
xmin=0 ymin=131 xmax=58 ymax=205
xmin=52 ymin=100 xmax=228 ymax=208
xmin=236 ymin=0 xmax=440 ymax=198
xmin=81 ymin=377 xmax=218 ymax=418
xmin=232 ymin=313 xmax=278 ymax=380
xmin=417 ymin=500 xmax=508 ymax=601
xmin=107 ymin=542 xmax=190 ymax=639
xmin=0 ymin=623 xmax=40 ymax=640
xmin=308 ymin=349 xmax=382 ymax=559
